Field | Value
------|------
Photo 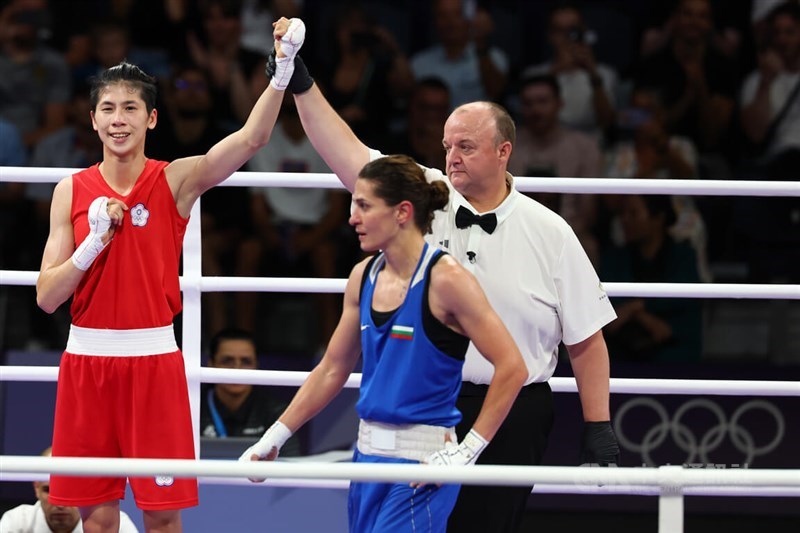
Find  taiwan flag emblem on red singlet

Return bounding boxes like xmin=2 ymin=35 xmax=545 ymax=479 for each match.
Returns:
xmin=390 ymin=325 xmax=414 ymax=340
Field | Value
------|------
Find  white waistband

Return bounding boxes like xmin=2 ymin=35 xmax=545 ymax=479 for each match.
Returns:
xmin=66 ymin=325 xmax=178 ymax=356
xmin=357 ymin=419 xmax=455 ymax=462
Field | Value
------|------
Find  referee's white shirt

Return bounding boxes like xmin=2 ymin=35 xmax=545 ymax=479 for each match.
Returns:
xmin=368 ymin=150 xmax=617 ymax=386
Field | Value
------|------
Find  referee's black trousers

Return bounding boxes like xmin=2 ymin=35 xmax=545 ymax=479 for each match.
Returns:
xmin=447 ymin=381 xmax=554 ymax=533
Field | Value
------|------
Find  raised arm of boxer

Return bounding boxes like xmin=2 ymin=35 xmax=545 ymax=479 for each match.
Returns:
xmin=272 ymin=18 xmax=370 ymax=192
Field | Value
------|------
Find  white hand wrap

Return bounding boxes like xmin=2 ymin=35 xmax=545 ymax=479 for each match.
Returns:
xmin=425 ymin=429 xmax=488 ymax=467
xmin=71 ymin=196 xmax=112 ymax=271
xmin=270 ymin=18 xmax=306 ymax=91
xmin=239 ymin=421 xmax=292 ymax=462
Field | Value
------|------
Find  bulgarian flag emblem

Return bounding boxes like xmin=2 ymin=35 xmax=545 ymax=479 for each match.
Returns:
xmin=390 ymin=325 xmax=414 ymax=340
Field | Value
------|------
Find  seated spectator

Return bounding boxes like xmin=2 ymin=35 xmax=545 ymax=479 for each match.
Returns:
xmin=520 ymin=3 xmax=619 ymax=140
xmin=201 ymin=328 xmax=302 ymax=455
xmin=411 ymin=0 xmax=508 ymax=108
xmin=600 ymin=195 xmax=703 ymax=362
xmin=384 ymin=77 xmax=451 ymax=170
xmin=508 ymin=73 xmax=602 ymax=263
xmin=0 ymin=0 xmax=70 ymax=150
xmin=317 ymin=2 xmax=413 ymax=147
xmin=244 ymin=94 xmax=350 ymax=345
xmin=631 ymin=0 xmax=737 ymax=156
xmin=0 ymin=447 xmax=139 ymax=532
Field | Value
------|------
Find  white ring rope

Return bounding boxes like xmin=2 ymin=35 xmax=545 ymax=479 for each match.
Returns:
xmin=1 ymin=366 xmax=798 ymax=397
xmin=0 ymin=457 xmax=798 ymax=495
xmin=1 ymin=471 xmax=797 ymax=498
xmin=2 ymin=167 xmax=800 ymax=196
xmin=2 ymin=271 xmax=798 ymax=300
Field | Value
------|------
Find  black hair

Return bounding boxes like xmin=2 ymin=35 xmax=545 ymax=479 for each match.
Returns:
xmin=358 ymin=154 xmax=449 ymax=234
xmin=209 ymin=328 xmax=256 ymax=360
xmin=89 ymin=61 xmax=157 ymax=114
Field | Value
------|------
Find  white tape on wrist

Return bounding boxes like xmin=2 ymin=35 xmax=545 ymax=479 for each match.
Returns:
xmin=426 ymin=429 xmax=489 ymax=466
xmin=270 ymin=57 xmax=295 ymax=91
xmin=240 ymin=421 xmax=293 ymax=461
xmin=72 ymin=196 xmax=112 ymax=271
xmin=460 ymin=429 xmax=489 ymax=464
xmin=271 ymin=18 xmax=305 ymax=91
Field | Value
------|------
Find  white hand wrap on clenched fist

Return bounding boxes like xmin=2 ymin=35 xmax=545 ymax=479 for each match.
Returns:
xmin=271 ymin=18 xmax=306 ymax=91
xmin=239 ymin=420 xmax=292 ymax=466
xmin=72 ymin=196 xmax=112 ymax=271
xmin=425 ymin=429 xmax=488 ymax=467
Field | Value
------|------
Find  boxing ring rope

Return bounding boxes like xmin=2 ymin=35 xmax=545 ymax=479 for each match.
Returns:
xmin=2 ymin=457 xmax=798 ymax=495
xmin=3 ymin=166 xmax=800 ymax=196
xmin=2 ymin=167 xmax=800 ymax=533
xmin=2 ymin=366 xmax=799 ymax=397
xmin=3 ymin=270 xmax=800 ymax=299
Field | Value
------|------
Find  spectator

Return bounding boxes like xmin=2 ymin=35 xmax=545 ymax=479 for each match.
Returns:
xmin=735 ymin=2 xmax=800 ymax=282
xmin=317 ymin=2 xmax=414 ymax=147
xmin=385 ymin=77 xmax=452 ymax=171
xmin=0 ymin=0 xmax=70 ymax=150
xmin=188 ymin=0 xmax=270 ymax=133
xmin=520 ymin=3 xmax=619 ymax=140
xmin=0 ymin=447 xmax=139 ymax=533
xmin=600 ymin=195 xmax=703 ymax=362
xmin=740 ymin=1 xmax=800 ymax=177
xmin=508 ymin=73 xmax=603 ymax=264
xmin=29 ymin=81 xmax=103 ymax=170
xmin=631 ymin=0 xmax=737 ymax=156
xmin=411 ymin=0 xmax=509 ymax=108
xmin=201 ymin=328 xmax=302 ymax=455
xmin=71 ymin=20 xmax=171 ymax=88
xmin=509 ymin=74 xmax=603 ymax=179
xmin=605 ymin=85 xmax=711 ymax=281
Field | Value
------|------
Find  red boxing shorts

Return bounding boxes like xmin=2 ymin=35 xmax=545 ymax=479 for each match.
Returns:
xmin=50 ymin=325 xmax=198 ymax=510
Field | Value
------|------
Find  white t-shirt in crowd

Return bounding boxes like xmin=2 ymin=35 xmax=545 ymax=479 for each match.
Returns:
xmin=740 ymin=70 xmax=800 ymax=156
xmin=248 ymin=123 xmax=333 ymax=225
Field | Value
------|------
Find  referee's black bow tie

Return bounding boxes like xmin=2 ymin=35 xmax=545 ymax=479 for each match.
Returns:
xmin=455 ymin=206 xmax=497 ymax=234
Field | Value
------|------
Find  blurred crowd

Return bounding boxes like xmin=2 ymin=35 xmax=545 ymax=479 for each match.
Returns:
xmin=1 ymin=0 xmax=799 ymax=364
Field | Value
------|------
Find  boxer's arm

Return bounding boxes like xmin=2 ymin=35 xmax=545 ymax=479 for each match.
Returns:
xmin=294 ymin=83 xmax=371 ymax=193
xmin=36 ymin=178 xmax=84 ymax=313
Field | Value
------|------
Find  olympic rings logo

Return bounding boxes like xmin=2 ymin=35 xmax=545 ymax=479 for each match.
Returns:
xmin=613 ymin=398 xmax=785 ymax=466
